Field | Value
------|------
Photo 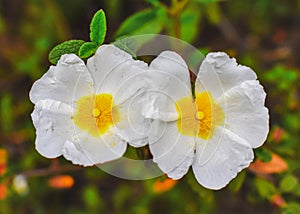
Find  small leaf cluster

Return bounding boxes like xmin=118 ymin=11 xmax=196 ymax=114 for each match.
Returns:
xmin=49 ymin=10 xmax=107 ymax=64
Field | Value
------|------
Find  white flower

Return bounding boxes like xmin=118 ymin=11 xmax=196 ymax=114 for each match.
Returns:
xmin=143 ymin=51 xmax=269 ymax=189
xmin=30 ymin=45 xmax=150 ymax=166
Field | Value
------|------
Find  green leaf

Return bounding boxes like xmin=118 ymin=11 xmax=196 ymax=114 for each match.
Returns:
xmin=83 ymin=185 xmax=103 ymax=210
xmin=255 ymin=178 xmax=276 ymax=199
xmin=254 ymin=148 xmax=272 ymax=162
xmin=48 ymin=40 xmax=85 ymax=64
xmin=280 ymin=175 xmax=298 ymax=193
xmin=113 ymin=39 xmax=137 ymax=58
xmin=181 ymin=6 xmax=201 ymax=43
xmin=115 ymin=8 xmax=165 ymax=38
xmin=78 ymin=42 xmax=98 ymax=58
xmin=283 ymin=202 xmax=300 ymax=214
xmin=90 ymin=9 xmax=107 ymax=45
xmin=145 ymin=0 xmax=163 ymax=7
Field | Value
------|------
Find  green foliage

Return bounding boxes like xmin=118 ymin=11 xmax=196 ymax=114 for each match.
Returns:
xmin=204 ymin=2 xmax=221 ymax=24
xmin=0 ymin=95 xmax=13 ymax=132
xmin=1 ymin=0 xmax=300 ymax=213
xmin=113 ymin=39 xmax=137 ymax=58
xmin=228 ymin=171 xmax=246 ymax=193
xmin=254 ymin=148 xmax=272 ymax=162
xmin=265 ymin=65 xmax=298 ymax=91
xmin=48 ymin=9 xmax=107 ymax=64
xmin=79 ymin=42 xmax=98 ymax=58
xmin=48 ymin=40 xmax=85 ymax=64
xmin=90 ymin=9 xmax=107 ymax=45
xmin=280 ymin=175 xmax=299 ymax=193
xmin=145 ymin=0 xmax=161 ymax=7
xmin=180 ymin=6 xmax=201 ymax=43
xmin=195 ymin=0 xmax=220 ymax=4
xmin=115 ymin=8 xmax=165 ymax=38
xmin=83 ymin=185 xmax=104 ymax=212
xmin=283 ymin=202 xmax=300 ymax=214
xmin=255 ymin=178 xmax=277 ymax=200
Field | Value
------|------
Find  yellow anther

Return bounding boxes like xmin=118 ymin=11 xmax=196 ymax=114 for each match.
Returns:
xmin=196 ymin=111 xmax=205 ymax=120
xmin=92 ymin=108 xmax=101 ymax=117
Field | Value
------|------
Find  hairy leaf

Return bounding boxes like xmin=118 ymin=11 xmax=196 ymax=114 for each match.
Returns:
xmin=90 ymin=9 xmax=107 ymax=45
xmin=79 ymin=42 xmax=98 ymax=58
xmin=49 ymin=40 xmax=85 ymax=64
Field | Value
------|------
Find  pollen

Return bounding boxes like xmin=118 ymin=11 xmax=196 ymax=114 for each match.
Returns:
xmin=73 ymin=93 xmax=120 ymax=137
xmin=175 ymin=92 xmax=224 ymax=139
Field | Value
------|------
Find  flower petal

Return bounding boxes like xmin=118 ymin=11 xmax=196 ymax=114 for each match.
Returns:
xmin=217 ymin=80 xmax=269 ymax=148
xmin=115 ymin=92 xmax=151 ymax=147
xmin=30 ymin=54 xmax=93 ymax=105
xmin=31 ymin=99 xmax=73 ymax=158
xmin=192 ymin=127 xmax=254 ymax=190
xmin=87 ymin=45 xmax=148 ymax=104
xmin=149 ymin=120 xmax=195 ymax=179
xmin=142 ymin=51 xmax=192 ymax=122
xmin=62 ymin=129 xmax=127 ymax=166
xmin=61 ymin=140 xmax=94 ymax=166
xmin=195 ymin=52 xmax=257 ymax=99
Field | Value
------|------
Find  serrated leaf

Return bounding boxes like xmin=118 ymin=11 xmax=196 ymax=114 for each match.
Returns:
xmin=49 ymin=40 xmax=85 ymax=64
xmin=115 ymin=9 xmax=165 ymax=38
xmin=280 ymin=175 xmax=298 ymax=193
xmin=79 ymin=42 xmax=98 ymax=58
xmin=255 ymin=178 xmax=276 ymax=199
xmin=90 ymin=9 xmax=107 ymax=45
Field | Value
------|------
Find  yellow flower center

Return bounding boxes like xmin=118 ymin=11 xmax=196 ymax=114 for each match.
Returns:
xmin=195 ymin=111 xmax=205 ymax=120
xmin=73 ymin=93 xmax=120 ymax=137
xmin=175 ymin=92 xmax=224 ymax=139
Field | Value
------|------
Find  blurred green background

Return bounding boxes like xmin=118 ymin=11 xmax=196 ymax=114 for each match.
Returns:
xmin=0 ymin=0 xmax=300 ymax=213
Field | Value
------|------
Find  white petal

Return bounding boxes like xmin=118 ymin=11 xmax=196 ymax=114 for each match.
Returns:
xmin=30 ymin=54 xmax=93 ymax=105
xmin=31 ymin=99 xmax=73 ymax=158
xmin=62 ymin=129 xmax=127 ymax=166
xmin=192 ymin=127 xmax=254 ymax=190
xmin=217 ymin=80 xmax=269 ymax=148
xmin=115 ymin=92 xmax=151 ymax=147
xmin=149 ymin=120 xmax=195 ymax=179
xmin=142 ymin=51 xmax=192 ymax=121
xmin=62 ymin=140 xmax=94 ymax=166
xmin=195 ymin=52 xmax=257 ymax=99
xmin=87 ymin=44 xmax=148 ymax=104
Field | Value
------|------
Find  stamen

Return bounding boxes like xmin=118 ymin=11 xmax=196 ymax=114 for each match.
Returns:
xmin=74 ymin=93 xmax=120 ymax=137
